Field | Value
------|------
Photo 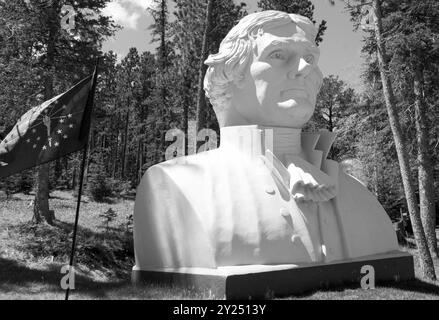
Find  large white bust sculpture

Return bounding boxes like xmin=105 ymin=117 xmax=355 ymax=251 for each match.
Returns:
xmin=133 ymin=11 xmax=398 ymax=270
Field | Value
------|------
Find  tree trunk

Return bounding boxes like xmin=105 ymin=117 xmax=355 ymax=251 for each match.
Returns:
xmin=33 ymin=2 xmax=58 ymax=225
xmin=121 ymin=106 xmax=130 ymax=180
xmin=160 ymin=0 xmax=167 ymax=104
xmin=372 ymin=0 xmax=436 ymax=279
xmin=54 ymin=159 xmax=62 ymax=186
xmin=156 ymin=0 xmax=167 ymax=165
xmin=112 ymin=133 xmax=119 ymax=179
xmin=83 ymin=134 xmax=92 ymax=186
xmin=136 ymin=138 xmax=140 ymax=182
xmin=328 ymin=102 xmax=333 ymax=132
xmin=183 ymin=72 xmax=191 ymax=156
xmin=160 ymin=0 xmax=167 ymax=72
xmin=112 ymin=114 xmax=120 ymax=179
xmin=414 ymin=63 xmax=438 ymax=258
xmin=195 ymin=0 xmax=214 ymax=132
xmin=72 ymin=166 xmax=77 ymax=190
xmin=373 ymin=127 xmax=379 ymax=197
xmin=63 ymin=156 xmax=68 ymax=187
xmin=33 ymin=163 xmax=54 ymax=224
xmin=137 ymin=140 xmax=143 ymax=185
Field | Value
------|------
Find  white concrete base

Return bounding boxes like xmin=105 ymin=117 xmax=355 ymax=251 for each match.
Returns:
xmin=132 ymin=251 xmax=415 ymax=299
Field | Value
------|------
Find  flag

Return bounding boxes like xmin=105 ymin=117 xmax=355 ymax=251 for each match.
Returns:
xmin=0 ymin=71 xmax=97 ymax=179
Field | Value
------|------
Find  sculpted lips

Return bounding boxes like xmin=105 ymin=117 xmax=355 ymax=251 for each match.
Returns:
xmin=280 ymin=88 xmax=309 ymax=100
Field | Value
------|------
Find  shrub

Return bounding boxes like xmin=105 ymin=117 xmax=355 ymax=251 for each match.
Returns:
xmin=88 ymin=174 xmax=113 ymax=202
xmin=100 ymin=208 xmax=117 ymax=233
xmin=19 ymin=171 xmax=34 ymax=194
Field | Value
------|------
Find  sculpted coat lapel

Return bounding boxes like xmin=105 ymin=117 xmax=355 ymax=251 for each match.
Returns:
xmin=133 ymin=126 xmax=398 ymax=270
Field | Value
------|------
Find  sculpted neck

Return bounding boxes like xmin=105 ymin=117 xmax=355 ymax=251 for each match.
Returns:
xmin=271 ymin=126 xmax=302 ymax=157
xmin=220 ymin=125 xmax=303 ymax=160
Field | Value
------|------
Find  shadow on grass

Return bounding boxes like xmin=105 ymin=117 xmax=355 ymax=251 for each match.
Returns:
xmin=0 ymin=256 xmax=131 ymax=299
xmin=0 ymin=195 xmax=31 ymax=202
xmin=382 ymin=278 xmax=439 ymax=295
xmin=286 ymin=278 xmax=439 ymax=299
xmin=97 ymin=224 xmax=129 ymax=232
xmin=8 ymin=220 xmax=134 ymax=280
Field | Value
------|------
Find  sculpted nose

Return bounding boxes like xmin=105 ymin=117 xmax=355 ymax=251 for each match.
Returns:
xmin=287 ymin=57 xmax=313 ymax=80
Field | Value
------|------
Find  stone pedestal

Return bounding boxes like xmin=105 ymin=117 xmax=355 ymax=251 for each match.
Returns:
xmin=132 ymin=251 xmax=414 ymax=299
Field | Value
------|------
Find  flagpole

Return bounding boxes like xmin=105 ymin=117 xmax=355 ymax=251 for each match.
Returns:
xmin=65 ymin=59 xmax=99 ymax=301
xmin=65 ymin=136 xmax=88 ymax=301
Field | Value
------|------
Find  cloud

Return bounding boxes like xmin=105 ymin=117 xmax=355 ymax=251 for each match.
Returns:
xmin=102 ymin=1 xmax=145 ymax=30
xmin=125 ymin=0 xmax=160 ymax=10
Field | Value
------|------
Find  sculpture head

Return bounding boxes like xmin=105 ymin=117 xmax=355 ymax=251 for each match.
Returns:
xmin=204 ymin=10 xmax=323 ymax=128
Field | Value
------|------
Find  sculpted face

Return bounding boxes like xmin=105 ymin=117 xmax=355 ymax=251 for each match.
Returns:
xmin=230 ymin=22 xmax=323 ymax=128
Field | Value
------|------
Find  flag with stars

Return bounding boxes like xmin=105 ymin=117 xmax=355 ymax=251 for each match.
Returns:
xmin=0 ymin=71 xmax=97 ymax=179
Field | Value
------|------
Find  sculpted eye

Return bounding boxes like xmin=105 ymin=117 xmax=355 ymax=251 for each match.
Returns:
xmin=304 ymin=54 xmax=315 ymax=64
xmin=269 ymin=51 xmax=286 ymax=60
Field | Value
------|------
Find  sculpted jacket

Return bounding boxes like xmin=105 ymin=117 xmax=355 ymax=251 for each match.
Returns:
xmin=133 ymin=126 xmax=398 ymax=270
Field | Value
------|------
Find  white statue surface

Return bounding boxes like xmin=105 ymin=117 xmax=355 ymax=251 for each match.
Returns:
xmin=133 ymin=11 xmax=398 ymax=270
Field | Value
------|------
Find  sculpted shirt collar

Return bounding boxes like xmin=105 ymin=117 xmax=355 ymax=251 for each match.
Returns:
xmin=219 ymin=125 xmax=338 ymax=202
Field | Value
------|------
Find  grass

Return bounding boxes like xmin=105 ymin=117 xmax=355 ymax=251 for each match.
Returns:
xmin=0 ymin=190 xmax=438 ymax=300
xmin=0 ymin=190 xmax=207 ymax=300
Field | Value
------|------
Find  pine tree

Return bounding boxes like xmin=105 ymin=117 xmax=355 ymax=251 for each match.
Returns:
xmin=312 ymin=75 xmax=358 ymax=160
xmin=135 ymin=51 xmax=156 ymax=182
xmin=117 ymin=48 xmax=141 ymax=180
xmin=100 ymin=208 xmax=117 ymax=233
xmin=148 ymin=0 xmax=174 ymax=164
xmin=378 ymin=0 xmax=439 ymax=258
xmin=195 ymin=0 xmax=214 ymax=132
xmin=332 ymin=0 xmax=437 ymax=280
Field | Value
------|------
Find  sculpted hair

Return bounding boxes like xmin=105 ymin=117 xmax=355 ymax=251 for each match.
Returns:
xmin=203 ymin=11 xmax=318 ymax=122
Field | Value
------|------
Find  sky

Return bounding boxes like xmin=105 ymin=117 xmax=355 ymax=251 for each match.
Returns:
xmin=101 ymin=0 xmax=367 ymax=92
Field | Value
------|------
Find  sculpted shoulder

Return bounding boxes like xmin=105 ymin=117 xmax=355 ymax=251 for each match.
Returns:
xmin=141 ymin=148 xmax=229 ymax=193
xmin=338 ymin=169 xmax=375 ymax=200
xmin=336 ymin=168 xmax=399 ymax=256
xmin=337 ymin=169 xmax=391 ymax=219
xmin=146 ymin=148 xmax=222 ymax=175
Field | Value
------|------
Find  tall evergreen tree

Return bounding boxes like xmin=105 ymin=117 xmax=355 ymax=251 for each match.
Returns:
xmin=312 ymin=75 xmax=358 ymax=160
xmin=148 ymin=0 xmax=174 ymax=163
xmin=136 ymin=51 xmax=156 ymax=182
xmin=330 ymin=0 xmax=436 ymax=280
xmin=195 ymin=0 xmax=214 ymax=132
xmin=117 ymin=48 xmax=141 ymax=180
xmin=377 ymin=0 xmax=439 ymax=258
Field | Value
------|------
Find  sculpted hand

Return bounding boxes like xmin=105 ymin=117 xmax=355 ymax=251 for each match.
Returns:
xmin=262 ymin=150 xmax=337 ymax=204
xmin=288 ymin=160 xmax=336 ymax=203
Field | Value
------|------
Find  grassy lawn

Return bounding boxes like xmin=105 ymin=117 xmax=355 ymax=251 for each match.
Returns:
xmin=0 ymin=191 xmax=438 ymax=300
